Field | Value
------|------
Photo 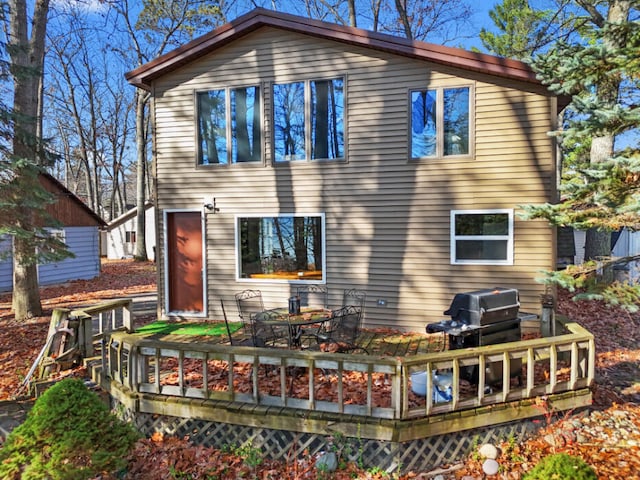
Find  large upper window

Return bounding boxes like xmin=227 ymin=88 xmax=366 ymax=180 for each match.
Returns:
xmin=236 ymin=214 xmax=325 ymax=282
xmin=451 ymin=210 xmax=513 ymax=265
xmin=411 ymin=86 xmax=470 ymax=158
xmin=197 ymin=86 xmax=262 ymax=165
xmin=273 ymin=78 xmax=344 ymax=162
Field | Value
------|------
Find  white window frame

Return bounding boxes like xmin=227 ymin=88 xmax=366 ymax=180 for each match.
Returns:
xmin=235 ymin=213 xmax=326 ymax=284
xmin=451 ymin=209 xmax=514 ymax=265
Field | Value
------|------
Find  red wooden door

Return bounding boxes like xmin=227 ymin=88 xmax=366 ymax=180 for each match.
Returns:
xmin=166 ymin=211 xmax=204 ymax=313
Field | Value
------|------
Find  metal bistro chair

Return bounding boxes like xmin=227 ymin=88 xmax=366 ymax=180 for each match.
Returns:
xmin=342 ymin=288 xmax=366 ymax=316
xmin=221 ymin=299 xmax=257 ymax=347
xmin=251 ymin=309 xmax=293 ymax=348
xmin=295 ymin=285 xmax=329 ymax=346
xmin=234 ymin=289 xmax=264 ymax=329
xmin=312 ymin=304 xmax=368 ymax=354
xmin=296 ymin=285 xmax=329 ymax=309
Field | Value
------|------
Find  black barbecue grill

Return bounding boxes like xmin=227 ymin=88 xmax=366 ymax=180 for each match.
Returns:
xmin=427 ymin=287 xmax=535 ymax=386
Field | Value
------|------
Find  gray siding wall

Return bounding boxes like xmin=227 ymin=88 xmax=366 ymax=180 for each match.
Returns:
xmin=38 ymin=227 xmax=101 ymax=286
xmin=0 ymin=237 xmax=12 ymax=292
xmin=152 ymin=28 xmax=557 ymax=331
xmin=0 ymin=227 xmax=101 ymax=291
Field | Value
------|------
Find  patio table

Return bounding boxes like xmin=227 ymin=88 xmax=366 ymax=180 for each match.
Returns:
xmin=254 ymin=307 xmax=333 ymax=347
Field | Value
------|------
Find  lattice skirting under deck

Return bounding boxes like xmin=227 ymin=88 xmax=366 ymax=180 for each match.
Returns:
xmin=112 ymin=397 xmax=539 ymax=474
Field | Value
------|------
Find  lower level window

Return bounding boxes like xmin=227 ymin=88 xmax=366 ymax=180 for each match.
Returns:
xmin=451 ymin=210 xmax=513 ymax=265
xmin=237 ymin=214 xmax=325 ymax=281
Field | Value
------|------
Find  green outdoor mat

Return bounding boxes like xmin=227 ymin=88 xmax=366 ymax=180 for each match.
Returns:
xmin=135 ymin=320 xmax=241 ymax=337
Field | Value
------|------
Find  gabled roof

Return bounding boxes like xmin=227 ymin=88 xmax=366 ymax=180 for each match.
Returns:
xmin=40 ymin=173 xmax=107 ymax=228
xmin=126 ymin=8 xmax=542 ymax=91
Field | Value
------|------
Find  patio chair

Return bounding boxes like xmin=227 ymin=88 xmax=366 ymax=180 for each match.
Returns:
xmin=311 ymin=304 xmax=368 ymax=354
xmin=221 ymin=299 xmax=257 ymax=347
xmin=342 ymin=288 xmax=366 ymax=314
xmin=234 ymin=289 xmax=265 ymax=329
xmin=294 ymin=285 xmax=329 ymax=346
xmin=296 ymin=285 xmax=329 ymax=309
xmin=251 ymin=309 xmax=293 ymax=348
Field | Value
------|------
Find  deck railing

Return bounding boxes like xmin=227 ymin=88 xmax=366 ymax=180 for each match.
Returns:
xmin=74 ymin=298 xmax=133 ymax=335
xmin=103 ymin=317 xmax=594 ymax=420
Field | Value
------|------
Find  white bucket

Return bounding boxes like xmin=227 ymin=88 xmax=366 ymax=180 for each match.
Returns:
xmin=410 ymin=371 xmax=428 ymax=396
xmin=410 ymin=370 xmax=454 ymax=403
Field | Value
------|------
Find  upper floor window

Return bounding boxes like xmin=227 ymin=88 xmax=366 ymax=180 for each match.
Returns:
xmin=273 ymin=78 xmax=344 ymax=162
xmin=236 ymin=214 xmax=325 ymax=282
xmin=451 ymin=209 xmax=513 ymax=265
xmin=197 ymin=86 xmax=262 ymax=165
xmin=411 ymin=86 xmax=470 ymax=158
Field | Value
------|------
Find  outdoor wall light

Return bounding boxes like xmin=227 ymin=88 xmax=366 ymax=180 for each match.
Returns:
xmin=203 ymin=197 xmax=220 ymax=213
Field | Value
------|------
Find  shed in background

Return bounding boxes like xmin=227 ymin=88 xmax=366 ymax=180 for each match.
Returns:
xmin=0 ymin=173 xmax=107 ymax=292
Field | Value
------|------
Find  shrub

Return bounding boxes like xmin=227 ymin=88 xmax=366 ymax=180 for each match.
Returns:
xmin=0 ymin=378 xmax=140 ymax=479
xmin=523 ymin=453 xmax=597 ymax=480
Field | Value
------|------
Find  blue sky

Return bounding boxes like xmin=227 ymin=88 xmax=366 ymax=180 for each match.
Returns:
xmin=465 ymin=3 xmax=496 ymax=49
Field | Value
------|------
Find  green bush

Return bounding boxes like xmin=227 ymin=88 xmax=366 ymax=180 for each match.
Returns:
xmin=0 ymin=378 xmax=140 ymax=479
xmin=523 ymin=453 xmax=597 ymax=480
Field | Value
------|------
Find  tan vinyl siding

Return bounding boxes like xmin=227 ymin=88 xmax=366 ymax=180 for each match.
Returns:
xmin=152 ymin=27 xmax=556 ymax=331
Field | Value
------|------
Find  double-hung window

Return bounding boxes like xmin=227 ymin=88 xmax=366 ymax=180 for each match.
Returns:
xmin=197 ymin=86 xmax=262 ymax=165
xmin=410 ymin=86 xmax=471 ymax=158
xmin=236 ymin=214 xmax=325 ymax=282
xmin=273 ymin=78 xmax=344 ymax=162
xmin=451 ymin=209 xmax=513 ymax=265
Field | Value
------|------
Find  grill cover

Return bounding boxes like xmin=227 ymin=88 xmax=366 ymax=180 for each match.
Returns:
xmin=444 ymin=287 xmax=520 ymax=325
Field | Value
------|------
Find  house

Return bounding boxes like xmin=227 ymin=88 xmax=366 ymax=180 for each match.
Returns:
xmin=101 ymin=202 xmax=156 ymax=261
xmin=0 ymin=173 xmax=106 ymax=291
xmin=126 ymin=8 xmax=562 ymax=330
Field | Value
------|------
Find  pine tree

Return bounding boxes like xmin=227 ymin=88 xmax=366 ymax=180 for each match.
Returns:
xmin=525 ymin=8 xmax=639 ymax=231
xmin=479 ymin=0 xmax=553 ymax=59
xmin=1 ymin=0 xmax=72 ymax=320
xmin=522 ymin=2 xmax=640 ymax=309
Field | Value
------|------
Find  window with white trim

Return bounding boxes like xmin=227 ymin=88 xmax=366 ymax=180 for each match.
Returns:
xmin=272 ymin=78 xmax=344 ymax=162
xmin=125 ymin=231 xmax=136 ymax=244
xmin=236 ymin=214 xmax=325 ymax=282
xmin=451 ymin=209 xmax=513 ymax=265
xmin=410 ymin=86 xmax=471 ymax=158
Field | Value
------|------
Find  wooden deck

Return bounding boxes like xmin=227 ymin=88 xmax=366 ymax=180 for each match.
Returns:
xmin=133 ymin=324 xmax=449 ymax=357
xmin=49 ymin=298 xmax=595 ymax=474
xmin=43 ymin=298 xmax=593 ymax=441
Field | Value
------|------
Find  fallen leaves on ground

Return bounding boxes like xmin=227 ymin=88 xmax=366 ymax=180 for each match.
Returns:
xmin=0 ymin=259 xmax=156 ymax=399
xmin=1 ymin=264 xmax=639 ymax=479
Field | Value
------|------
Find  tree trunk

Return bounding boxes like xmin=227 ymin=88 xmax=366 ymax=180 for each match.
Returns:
xmin=134 ymin=89 xmax=148 ymax=261
xmin=347 ymin=0 xmax=356 ymax=27
xmin=584 ymin=136 xmax=614 ymax=260
xmin=394 ymin=0 xmax=413 ymax=39
xmin=12 ymin=234 xmax=42 ymax=318
xmin=9 ymin=0 xmax=50 ymax=320
xmin=582 ymin=0 xmax=630 ymax=260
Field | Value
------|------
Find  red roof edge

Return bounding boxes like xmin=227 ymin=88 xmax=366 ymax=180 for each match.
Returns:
xmin=126 ymin=8 xmax=543 ymax=90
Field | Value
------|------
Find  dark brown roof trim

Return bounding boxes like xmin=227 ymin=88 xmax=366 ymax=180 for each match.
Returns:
xmin=126 ymin=8 xmax=541 ymax=91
